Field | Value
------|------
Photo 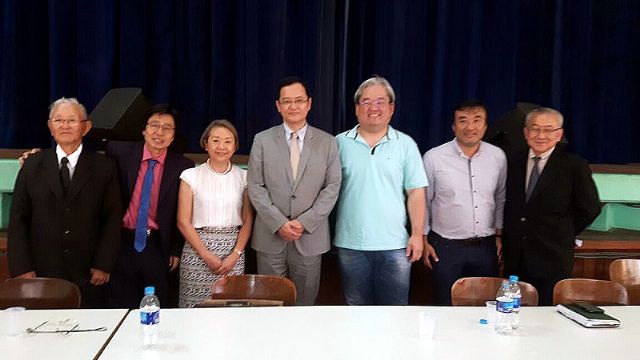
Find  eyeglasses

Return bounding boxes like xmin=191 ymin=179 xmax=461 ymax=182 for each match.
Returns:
xmin=26 ymin=319 xmax=107 ymax=334
xmin=147 ymin=122 xmax=175 ymax=132
xmin=358 ymin=99 xmax=390 ymax=108
xmin=50 ymin=118 xmax=88 ymax=127
xmin=279 ymin=98 xmax=309 ymax=108
xmin=527 ymin=127 xmax=562 ymax=136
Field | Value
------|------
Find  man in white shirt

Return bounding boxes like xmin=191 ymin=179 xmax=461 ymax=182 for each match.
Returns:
xmin=422 ymin=100 xmax=506 ymax=305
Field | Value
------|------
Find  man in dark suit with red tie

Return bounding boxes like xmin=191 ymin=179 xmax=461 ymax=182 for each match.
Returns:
xmin=9 ymin=98 xmax=122 ymax=308
xmin=107 ymin=104 xmax=194 ymax=308
xmin=503 ymin=107 xmax=601 ymax=305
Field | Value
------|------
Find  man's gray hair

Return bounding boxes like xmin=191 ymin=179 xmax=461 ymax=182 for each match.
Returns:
xmin=48 ymin=97 xmax=88 ymax=120
xmin=525 ymin=107 xmax=564 ymax=128
xmin=353 ymin=76 xmax=396 ymax=104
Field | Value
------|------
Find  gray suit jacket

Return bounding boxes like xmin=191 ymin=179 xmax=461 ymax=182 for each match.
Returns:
xmin=248 ymin=124 xmax=341 ymax=256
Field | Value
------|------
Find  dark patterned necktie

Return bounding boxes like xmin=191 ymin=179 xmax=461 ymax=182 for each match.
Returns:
xmin=525 ymin=156 xmax=541 ymax=202
xmin=134 ymin=159 xmax=157 ymax=252
xmin=60 ymin=157 xmax=70 ymax=195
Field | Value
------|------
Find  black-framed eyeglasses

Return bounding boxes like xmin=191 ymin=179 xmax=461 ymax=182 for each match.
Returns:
xmin=26 ymin=320 xmax=107 ymax=334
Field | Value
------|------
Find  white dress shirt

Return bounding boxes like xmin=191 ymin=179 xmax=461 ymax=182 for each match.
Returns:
xmin=423 ymin=139 xmax=507 ymax=239
xmin=525 ymin=146 xmax=555 ymax=191
xmin=55 ymin=144 xmax=83 ymax=179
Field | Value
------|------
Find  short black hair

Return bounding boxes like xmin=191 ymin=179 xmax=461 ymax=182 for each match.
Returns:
xmin=146 ymin=103 xmax=179 ymax=128
xmin=453 ymin=99 xmax=487 ymax=122
xmin=276 ymin=76 xmax=310 ymax=101
xmin=454 ymin=99 xmax=486 ymax=113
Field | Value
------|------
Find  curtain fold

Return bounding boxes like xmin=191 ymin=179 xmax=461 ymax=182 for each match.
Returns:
xmin=0 ymin=0 xmax=638 ymax=162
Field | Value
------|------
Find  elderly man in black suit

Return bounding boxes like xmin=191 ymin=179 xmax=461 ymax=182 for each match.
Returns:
xmin=9 ymin=97 xmax=122 ymax=308
xmin=107 ymin=104 xmax=194 ymax=308
xmin=503 ymin=107 xmax=601 ymax=305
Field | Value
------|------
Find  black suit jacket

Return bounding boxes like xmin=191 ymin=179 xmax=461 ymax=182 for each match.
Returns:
xmin=8 ymin=148 xmax=122 ymax=285
xmin=503 ymin=144 xmax=601 ymax=278
xmin=106 ymin=141 xmax=194 ymax=259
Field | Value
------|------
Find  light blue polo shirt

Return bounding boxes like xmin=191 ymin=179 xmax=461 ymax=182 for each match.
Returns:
xmin=334 ymin=125 xmax=428 ymax=250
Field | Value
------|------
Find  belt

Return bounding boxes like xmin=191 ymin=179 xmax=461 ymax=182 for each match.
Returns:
xmin=449 ymin=235 xmax=496 ymax=246
xmin=432 ymin=231 xmax=495 ymax=246
xmin=122 ymin=228 xmax=158 ymax=241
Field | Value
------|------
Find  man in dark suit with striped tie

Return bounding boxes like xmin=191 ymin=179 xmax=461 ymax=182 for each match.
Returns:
xmin=503 ymin=107 xmax=600 ymax=305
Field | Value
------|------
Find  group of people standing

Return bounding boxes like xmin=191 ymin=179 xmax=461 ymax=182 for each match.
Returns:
xmin=7 ymin=75 xmax=600 ymax=308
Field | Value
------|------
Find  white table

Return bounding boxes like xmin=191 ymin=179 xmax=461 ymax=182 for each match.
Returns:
xmin=98 ymin=306 xmax=640 ymax=359
xmin=0 ymin=308 xmax=129 ymax=360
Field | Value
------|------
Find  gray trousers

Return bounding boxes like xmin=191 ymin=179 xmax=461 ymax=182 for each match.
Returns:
xmin=256 ymin=242 xmax=322 ymax=306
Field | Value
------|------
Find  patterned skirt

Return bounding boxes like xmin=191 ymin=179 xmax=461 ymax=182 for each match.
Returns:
xmin=179 ymin=226 xmax=245 ymax=308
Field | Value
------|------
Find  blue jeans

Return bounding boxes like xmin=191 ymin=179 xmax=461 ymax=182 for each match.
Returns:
xmin=337 ymin=247 xmax=412 ymax=305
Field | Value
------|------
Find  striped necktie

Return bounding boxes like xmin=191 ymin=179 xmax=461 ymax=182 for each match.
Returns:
xmin=525 ymin=156 xmax=541 ymax=202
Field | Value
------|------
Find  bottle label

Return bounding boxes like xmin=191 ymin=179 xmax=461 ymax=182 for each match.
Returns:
xmin=512 ymin=297 xmax=521 ymax=309
xmin=496 ymin=297 xmax=513 ymax=313
xmin=140 ymin=310 xmax=159 ymax=325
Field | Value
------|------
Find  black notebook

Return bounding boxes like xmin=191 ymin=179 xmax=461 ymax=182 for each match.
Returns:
xmin=556 ymin=303 xmax=621 ymax=328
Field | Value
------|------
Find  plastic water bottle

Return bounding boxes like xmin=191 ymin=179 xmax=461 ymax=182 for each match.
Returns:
xmin=508 ymin=275 xmax=522 ymax=329
xmin=495 ymin=280 xmax=513 ymax=335
xmin=140 ymin=286 xmax=160 ymax=347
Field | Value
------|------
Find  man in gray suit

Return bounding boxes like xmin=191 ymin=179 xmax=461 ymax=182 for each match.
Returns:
xmin=248 ymin=76 xmax=342 ymax=305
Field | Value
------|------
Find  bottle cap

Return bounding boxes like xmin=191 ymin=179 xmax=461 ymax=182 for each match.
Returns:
xmin=509 ymin=275 xmax=519 ymax=282
xmin=144 ymin=286 xmax=155 ymax=295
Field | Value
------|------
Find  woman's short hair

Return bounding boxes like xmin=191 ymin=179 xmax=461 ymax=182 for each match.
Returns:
xmin=199 ymin=119 xmax=240 ymax=151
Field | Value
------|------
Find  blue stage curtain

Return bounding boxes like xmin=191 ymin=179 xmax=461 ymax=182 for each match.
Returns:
xmin=1 ymin=0 xmax=638 ymax=162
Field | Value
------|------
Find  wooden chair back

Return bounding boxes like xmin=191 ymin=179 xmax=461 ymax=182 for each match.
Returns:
xmin=196 ymin=299 xmax=283 ymax=307
xmin=609 ymin=259 xmax=640 ymax=305
xmin=0 ymin=277 xmax=81 ymax=309
xmin=553 ymin=278 xmax=629 ymax=305
xmin=211 ymin=274 xmax=297 ymax=306
xmin=451 ymin=277 xmax=539 ymax=306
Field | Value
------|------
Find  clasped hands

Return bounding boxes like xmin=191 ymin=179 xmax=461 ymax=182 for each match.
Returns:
xmin=277 ymin=220 xmax=304 ymax=242
xmin=203 ymin=251 xmax=240 ymax=275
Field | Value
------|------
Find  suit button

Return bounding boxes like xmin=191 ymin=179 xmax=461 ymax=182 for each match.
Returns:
xmin=64 ymin=230 xmax=70 ymax=234
xmin=520 ymin=217 xmax=526 ymax=222
xmin=65 ymin=208 xmax=70 ymax=212
xmin=64 ymin=249 xmax=70 ymax=254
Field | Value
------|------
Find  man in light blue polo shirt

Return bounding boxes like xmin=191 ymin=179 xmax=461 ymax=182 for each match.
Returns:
xmin=334 ymin=76 xmax=428 ymax=305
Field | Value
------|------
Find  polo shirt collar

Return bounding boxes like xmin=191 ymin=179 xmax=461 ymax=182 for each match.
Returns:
xmin=346 ymin=124 xmax=398 ymax=143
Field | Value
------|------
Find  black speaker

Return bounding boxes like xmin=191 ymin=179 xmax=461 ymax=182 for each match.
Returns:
xmin=485 ymin=102 xmax=540 ymax=153
xmin=88 ymin=88 xmax=152 ymax=144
